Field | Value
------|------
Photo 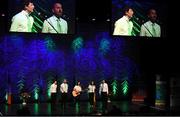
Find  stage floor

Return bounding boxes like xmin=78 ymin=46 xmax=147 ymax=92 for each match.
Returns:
xmin=0 ymin=101 xmax=169 ymax=116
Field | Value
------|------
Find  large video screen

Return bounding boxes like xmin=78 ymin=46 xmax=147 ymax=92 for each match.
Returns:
xmin=112 ymin=0 xmax=168 ymax=38
xmin=8 ymin=0 xmax=75 ymax=34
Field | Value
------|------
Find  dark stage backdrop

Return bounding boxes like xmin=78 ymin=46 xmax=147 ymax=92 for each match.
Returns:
xmin=0 ymin=0 xmax=171 ymax=107
xmin=0 ymin=32 xmax=141 ymax=103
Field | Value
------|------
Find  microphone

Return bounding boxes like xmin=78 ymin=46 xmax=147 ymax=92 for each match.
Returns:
xmin=133 ymin=16 xmax=146 ymax=24
xmin=34 ymin=8 xmax=47 ymax=15
xmin=156 ymin=19 xmax=162 ymax=25
xmin=33 ymin=9 xmax=48 ymax=20
xmin=61 ymin=14 xmax=69 ymax=20
xmin=33 ymin=9 xmax=39 ymax=15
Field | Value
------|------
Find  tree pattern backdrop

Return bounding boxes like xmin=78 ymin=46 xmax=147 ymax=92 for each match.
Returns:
xmin=0 ymin=32 xmax=140 ymax=102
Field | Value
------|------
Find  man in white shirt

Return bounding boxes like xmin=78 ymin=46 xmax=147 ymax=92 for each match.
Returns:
xmin=99 ymin=80 xmax=109 ymax=110
xmin=140 ymin=8 xmax=161 ymax=37
xmin=10 ymin=0 xmax=34 ymax=32
xmin=60 ymin=79 xmax=68 ymax=107
xmin=113 ymin=6 xmax=134 ymax=36
xmin=42 ymin=2 xmax=68 ymax=34
xmin=50 ymin=80 xmax=57 ymax=103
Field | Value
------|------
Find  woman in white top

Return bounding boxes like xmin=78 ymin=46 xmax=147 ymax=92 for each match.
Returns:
xmin=50 ymin=80 xmax=57 ymax=103
xmin=88 ymin=81 xmax=96 ymax=107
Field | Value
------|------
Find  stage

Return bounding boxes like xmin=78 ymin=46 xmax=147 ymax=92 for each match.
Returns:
xmin=0 ymin=100 xmax=169 ymax=116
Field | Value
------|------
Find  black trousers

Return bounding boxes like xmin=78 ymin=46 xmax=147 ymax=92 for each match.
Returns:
xmin=89 ymin=93 xmax=94 ymax=105
xmin=74 ymin=95 xmax=80 ymax=104
xmin=61 ymin=93 xmax=67 ymax=104
xmin=51 ymin=93 xmax=57 ymax=103
xmin=101 ymin=92 xmax=108 ymax=109
xmin=51 ymin=93 xmax=57 ymax=111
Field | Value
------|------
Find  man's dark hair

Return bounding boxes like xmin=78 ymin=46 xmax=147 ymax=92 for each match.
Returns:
xmin=76 ymin=81 xmax=80 ymax=85
xmin=147 ymin=8 xmax=157 ymax=15
xmin=123 ymin=6 xmax=132 ymax=15
xmin=53 ymin=79 xmax=57 ymax=83
xmin=21 ymin=0 xmax=33 ymax=10
xmin=51 ymin=1 xmax=62 ymax=9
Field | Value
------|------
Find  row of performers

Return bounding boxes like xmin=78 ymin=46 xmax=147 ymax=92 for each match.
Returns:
xmin=50 ymin=79 xmax=109 ymax=108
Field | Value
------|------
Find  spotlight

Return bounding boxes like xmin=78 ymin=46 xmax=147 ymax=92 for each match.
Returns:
xmin=106 ymin=18 xmax=110 ymax=22
xmin=1 ymin=13 xmax=5 ymax=17
xmin=92 ymin=18 xmax=96 ymax=21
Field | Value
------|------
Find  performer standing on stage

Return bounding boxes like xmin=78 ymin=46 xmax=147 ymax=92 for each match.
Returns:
xmin=60 ymin=79 xmax=68 ymax=107
xmin=50 ymin=79 xmax=57 ymax=104
xmin=88 ymin=81 xmax=96 ymax=107
xmin=99 ymin=80 xmax=109 ymax=110
xmin=72 ymin=81 xmax=82 ymax=105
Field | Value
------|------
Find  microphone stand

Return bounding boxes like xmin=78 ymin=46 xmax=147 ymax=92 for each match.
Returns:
xmin=34 ymin=9 xmax=60 ymax=34
xmin=45 ymin=18 xmax=59 ymax=33
xmin=142 ymin=24 xmax=154 ymax=37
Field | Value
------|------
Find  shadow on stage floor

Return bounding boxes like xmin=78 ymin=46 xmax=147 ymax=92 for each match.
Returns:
xmin=0 ymin=101 xmax=170 ymax=116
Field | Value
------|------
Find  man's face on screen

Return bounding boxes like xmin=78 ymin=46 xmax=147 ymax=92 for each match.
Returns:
xmin=52 ymin=3 xmax=63 ymax=17
xmin=148 ymin=9 xmax=157 ymax=22
xmin=125 ymin=8 xmax=134 ymax=19
xmin=25 ymin=2 xmax=34 ymax=13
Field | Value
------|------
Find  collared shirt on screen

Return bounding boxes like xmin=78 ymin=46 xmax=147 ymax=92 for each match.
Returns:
xmin=10 ymin=10 xmax=34 ymax=32
xmin=140 ymin=21 xmax=161 ymax=37
xmin=113 ymin=16 xmax=133 ymax=36
xmin=42 ymin=15 xmax=68 ymax=34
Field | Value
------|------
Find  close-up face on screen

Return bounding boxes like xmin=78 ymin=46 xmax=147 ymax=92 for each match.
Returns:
xmin=8 ymin=0 xmax=75 ymax=34
xmin=112 ymin=0 xmax=168 ymax=38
